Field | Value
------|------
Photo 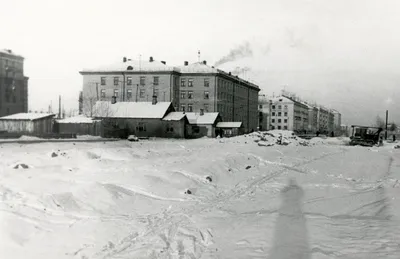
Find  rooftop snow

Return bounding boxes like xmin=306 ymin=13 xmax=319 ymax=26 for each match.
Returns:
xmin=0 ymin=113 xmax=55 ymax=121
xmin=56 ymin=116 xmax=99 ymax=124
xmin=162 ymin=112 xmax=186 ymax=121
xmin=0 ymin=49 xmax=23 ymax=57
xmin=216 ymin=122 xmax=243 ymax=128
xmin=81 ymin=60 xmax=179 ymax=73
xmin=93 ymin=101 xmax=172 ymax=119
xmin=185 ymin=112 xmax=219 ymax=125
xmin=178 ymin=62 xmax=219 ymax=73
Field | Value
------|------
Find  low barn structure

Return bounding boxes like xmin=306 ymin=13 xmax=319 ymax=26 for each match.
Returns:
xmin=0 ymin=113 xmax=55 ymax=135
xmin=185 ymin=112 xmax=222 ymax=138
xmin=55 ymin=116 xmax=102 ymax=136
xmin=216 ymin=122 xmax=244 ymax=137
xmin=162 ymin=112 xmax=189 ymax=138
xmin=92 ymin=99 xmax=186 ymax=138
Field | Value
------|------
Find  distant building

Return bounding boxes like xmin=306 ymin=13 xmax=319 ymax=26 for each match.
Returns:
xmin=269 ymin=95 xmax=308 ymax=132
xmin=0 ymin=49 xmax=29 ymax=116
xmin=185 ymin=111 xmax=222 ymax=138
xmin=316 ymin=106 xmax=330 ymax=133
xmin=301 ymin=102 xmax=318 ymax=133
xmin=331 ymin=109 xmax=342 ymax=134
xmin=79 ymin=58 xmax=260 ymax=133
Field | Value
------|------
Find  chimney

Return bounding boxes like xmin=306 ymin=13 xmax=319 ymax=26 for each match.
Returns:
xmin=184 ymin=61 xmax=189 ymax=66
xmin=202 ymin=60 xmax=207 ymax=65
xmin=228 ymin=72 xmax=231 ymax=75
xmin=200 ymin=109 xmax=204 ymax=116
xmin=152 ymin=95 xmax=157 ymax=105
xmin=123 ymin=57 xmax=127 ymax=63
xmin=111 ymin=96 xmax=117 ymax=104
xmin=149 ymin=56 xmax=154 ymax=62
xmin=161 ymin=61 xmax=166 ymax=65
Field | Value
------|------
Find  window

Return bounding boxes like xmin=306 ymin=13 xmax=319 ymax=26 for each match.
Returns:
xmin=166 ymin=124 xmax=174 ymax=132
xmin=181 ymin=91 xmax=186 ymax=99
xmin=113 ymin=89 xmax=119 ymax=97
xmin=278 ymin=105 xmax=281 ymax=109
xmin=101 ymin=89 xmax=106 ymax=98
xmin=284 ymin=119 xmax=288 ymax=123
xmin=114 ymin=77 xmax=119 ymax=86
xmin=188 ymin=79 xmax=193 ymax=87
xmin=188 ymin=91 xmax=193 ymax=99
xmin=13 ymin=94 xmax=16 ymax=103
xmin=204 ymin=104 xmax=209 ymax=112
xmin=278 ymin=125 xmax=281 ymax=129
xmin=284 ymin=105 xmax=288 ymax=109
xmin=272 ymin=119 xmax=275 ymax=123
xmin=192 ymin=125 xmax=200 ymax=134
xmin=278 ymin=119 xmax=281 ymax=123
xmin=140 ymin=76 xmax=145 ymax=85
xmin=284 ymin=112 xmax=288 ymax=116
xmin=154 ymin=89 xmax=159 ymax=96
xmin=137 ymin=122 xmax=146 ymax=132
xmin=181 ymin=79 xmax=186 ymax=87
xmin=204 ymin=78 xmax=210 ymax=87
xmin=188 ymin=103 xmax=193 ymax=112
xmin=101 ymin=77 xmax=106 ymax=85
xmin=127 ymin=77 xmax=132 ymax=85
xmin=272 ymin=112 xmax=275 ymax=116
xmin=204 ymin=91 xmax=209 ymax=99
xmin=271 ymin=125 xmax=275 ymax=130
xmin=127 ymin=89 xmax=132 ymax=99
xmin=259 ymin=105 xmax=263 ymax=109
xmin=278 ymin=112 xmax=282 ymax=116
xmin=279 ymin=99 xmax=283 ymax=102
xmin=180 ymin=104 xmax=186 ymax=112
xmin=284 ymin=126 xmax=288 ymax=130
xmin=272 ymin=105 xmax=276 ymax=109
xmin=153 ymin=76 xmax=159 ymax=85
xmin=139 ymin=89 xmax=145 ymax=98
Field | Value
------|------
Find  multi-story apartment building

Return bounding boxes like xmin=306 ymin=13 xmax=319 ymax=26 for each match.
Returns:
xmin=80 ymin=58 xmax=260 ymax=132
xmin=332 ymin=109 xmax=342 ymax=134
xmin=301 ymin=102 xmax=318 ymax=133
xmin=316 ymin=106 xmax=330 ymax=133
xmin=258 ymin=94 xmax=271 ymax=131
xmin=269 ymin=95 xmax=308 ymax=132
xmin=0 ymin=49 xmax=29 ymax=117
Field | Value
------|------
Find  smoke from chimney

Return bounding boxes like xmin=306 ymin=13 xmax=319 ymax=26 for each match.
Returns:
xmin=214 ymin=42 xmax=253 ymax=67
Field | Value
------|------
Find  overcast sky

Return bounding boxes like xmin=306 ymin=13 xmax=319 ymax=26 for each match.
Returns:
xmin=2 ymin=0 xmax=399 ymax=125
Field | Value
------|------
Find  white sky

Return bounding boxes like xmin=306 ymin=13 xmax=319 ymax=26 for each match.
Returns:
xmin=2 ymin=0 xmax=400 ymax=125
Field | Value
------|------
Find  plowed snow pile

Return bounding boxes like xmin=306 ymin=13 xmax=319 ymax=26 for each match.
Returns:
xmin=0 ymin=138 xmax=399 ymax=258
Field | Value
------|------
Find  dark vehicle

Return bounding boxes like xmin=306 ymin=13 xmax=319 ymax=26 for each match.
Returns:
xmin=349 ymin=125 xmax=383 ymax=147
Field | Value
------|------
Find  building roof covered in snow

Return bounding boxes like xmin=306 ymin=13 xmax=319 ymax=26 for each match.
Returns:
xmin=0 ymin=113 xmax=55 ymax=121
xmin=0 ymin=49 xmax=24 ymax=58
xmin=178 ymin=62 xmax=219 ymax=74
xmin=92 ymin=101 xmax=172 ymax=119
xmin=80 ymin=59 xmax=179 ymax=74
xmin=185 ymin=112 xmax=220 ymax=125
xmin=162 ymin=112 xmax=186 ymax=121
xmin=56 ymin=115 xmax=100 ymax=124
xmin=216 ymin=122 xmax=243 ymax=128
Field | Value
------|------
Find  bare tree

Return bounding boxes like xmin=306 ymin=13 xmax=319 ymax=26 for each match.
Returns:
xmin=389 ymin=122 xmax=398 ymax=132
xmin=375 ymin=116 xmax=386 ymax=128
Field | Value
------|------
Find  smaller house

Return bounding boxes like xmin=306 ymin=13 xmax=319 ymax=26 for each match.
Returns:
xmin=185 ymin=111 xmax=221 ymax=138
xmin=216 ymin=122 xmax=244 ymax=137
xmin=55 ymin=115 xmax=102 ymax=136
xmin=162 ymin=112 xmax=189 ymax=138
xmin=0 ymin=113 xmax=55 ymax=135
xmin=92 ymin=98 xmax=186 ymax=138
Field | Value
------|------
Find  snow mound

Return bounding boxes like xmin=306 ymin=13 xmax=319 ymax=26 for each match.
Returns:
xmin=19 ymin=135 xmax=41 ymax=140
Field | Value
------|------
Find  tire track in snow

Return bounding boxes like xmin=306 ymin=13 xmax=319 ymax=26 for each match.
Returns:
xmin=92 ymin=149 xmax=347 ymax=258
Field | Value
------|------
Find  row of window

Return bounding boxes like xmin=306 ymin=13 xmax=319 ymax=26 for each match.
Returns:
xmin=271 ymin=119 xmax=288 ymax=123
xmin=271 ymin=105 xmax=288 ymax=110
xmin=271 ymin=126 xmax=288 ymax=130
xmin=180 ymin=90 xmax=209 ymax=99
xmin=271 ymin=111 xmax=288 ymax=117
xmin=101 ymin=89 xmax=160 ymax=99
xmin=100 ymin=77 xmax=211 ymax=87
xmin=179 ymin=103 xmax=209 ymax=112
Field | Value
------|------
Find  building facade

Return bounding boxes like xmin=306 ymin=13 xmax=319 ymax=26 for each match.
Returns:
xmin=269 ymin=95 xmax=308 ymax=132
xmin=302 ymin=102 xmax=318 ymax=133
xmin=0 ymin=49 xmax=29 ymax=117
xmin=80 ymin=58 xmax=260 ymax=133
xmin=332 ymin=109 xmax=342 ymax=134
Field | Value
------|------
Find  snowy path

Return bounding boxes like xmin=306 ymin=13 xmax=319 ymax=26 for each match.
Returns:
xmin=0 ymin=138 xmax=399 ymax=258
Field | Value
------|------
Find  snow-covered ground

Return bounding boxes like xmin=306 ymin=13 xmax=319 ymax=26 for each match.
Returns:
xmin=1 ymin=135 xmax=400 ymax=258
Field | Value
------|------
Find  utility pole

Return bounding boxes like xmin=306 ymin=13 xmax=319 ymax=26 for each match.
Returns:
xmin=58 ymin=95 xmax=61 ymax=119
xmin=385 ymin=110 xmax=389 ymax=140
